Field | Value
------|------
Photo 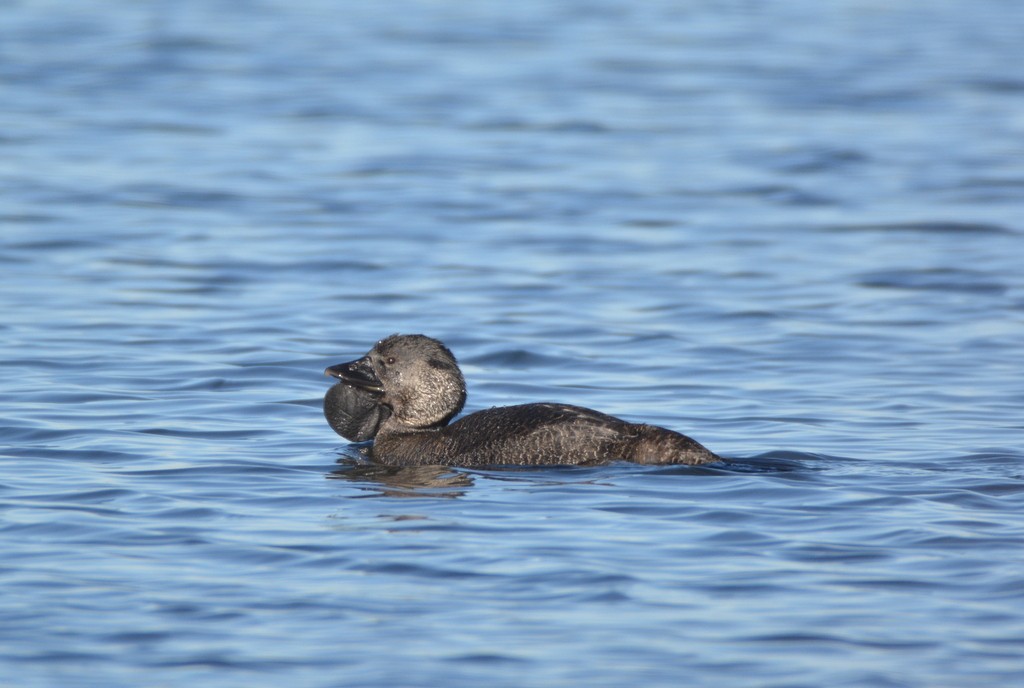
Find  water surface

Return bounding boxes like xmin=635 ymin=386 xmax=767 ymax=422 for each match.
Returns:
xmin=2 ymin=1 xmax=1024 ymax=686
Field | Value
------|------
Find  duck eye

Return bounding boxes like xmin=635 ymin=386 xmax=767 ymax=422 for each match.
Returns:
xmin=386 ymin=357 xmax=396 ymax=365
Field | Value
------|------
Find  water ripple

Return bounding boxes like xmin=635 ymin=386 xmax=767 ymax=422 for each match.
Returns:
xmin=3 ymin=1 xmax=1024 ymax=687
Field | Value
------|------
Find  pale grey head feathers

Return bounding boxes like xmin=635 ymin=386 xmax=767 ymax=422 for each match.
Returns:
xmin=366 ymin=334 xmax=467 ymax=428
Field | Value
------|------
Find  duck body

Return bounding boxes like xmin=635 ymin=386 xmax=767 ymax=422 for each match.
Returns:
xmin=324 ymin=334 xmax=721 ymax=467
xmin=373 ymin=403 xmax=717 ymax=467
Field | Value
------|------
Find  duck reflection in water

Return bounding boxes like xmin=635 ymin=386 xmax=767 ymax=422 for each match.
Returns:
xmin=328 ymin=460 xmax=474 ymax=499
xmin=323 ymin=334 xmax=722 ymax=468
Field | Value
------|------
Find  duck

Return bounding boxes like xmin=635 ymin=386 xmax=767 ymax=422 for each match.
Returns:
xmin=323 ymin=334 xmax=721 ymax=467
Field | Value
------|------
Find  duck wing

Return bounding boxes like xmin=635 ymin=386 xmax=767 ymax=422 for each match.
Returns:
xmin=438 ymin=403 xmax=634 ymax=466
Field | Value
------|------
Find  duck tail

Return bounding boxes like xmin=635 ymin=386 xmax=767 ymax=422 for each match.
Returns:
xmin=627 ymin=424 xmax=721 ymax=465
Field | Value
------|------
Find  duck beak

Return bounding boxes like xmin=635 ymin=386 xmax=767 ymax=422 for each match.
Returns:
xmin=324 ymin=355 xmax=384 ymax=394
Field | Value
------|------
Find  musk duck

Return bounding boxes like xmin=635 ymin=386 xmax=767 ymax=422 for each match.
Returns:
xmin=324 ymin=334 xmax=721 ymax=467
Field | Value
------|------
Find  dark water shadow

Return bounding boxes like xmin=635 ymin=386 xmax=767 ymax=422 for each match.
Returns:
xmin=710 ymin=450 xmax=829 ymax=474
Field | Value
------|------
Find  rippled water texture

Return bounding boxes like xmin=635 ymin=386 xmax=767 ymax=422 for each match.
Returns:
xmin=3 ymin=1 xmax=1024 ymax=686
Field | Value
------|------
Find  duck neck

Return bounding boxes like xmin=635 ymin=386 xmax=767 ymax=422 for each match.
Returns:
xmin=372 ymin=419 xmax=450 ymax=466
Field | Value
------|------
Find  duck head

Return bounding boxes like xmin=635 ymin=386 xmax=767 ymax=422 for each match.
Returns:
xmin=324 ymin=334 xmax=466 ymax=434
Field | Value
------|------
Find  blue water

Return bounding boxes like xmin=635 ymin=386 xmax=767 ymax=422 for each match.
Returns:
xmin=3 ymin=1 xmax=1024 ymax=686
